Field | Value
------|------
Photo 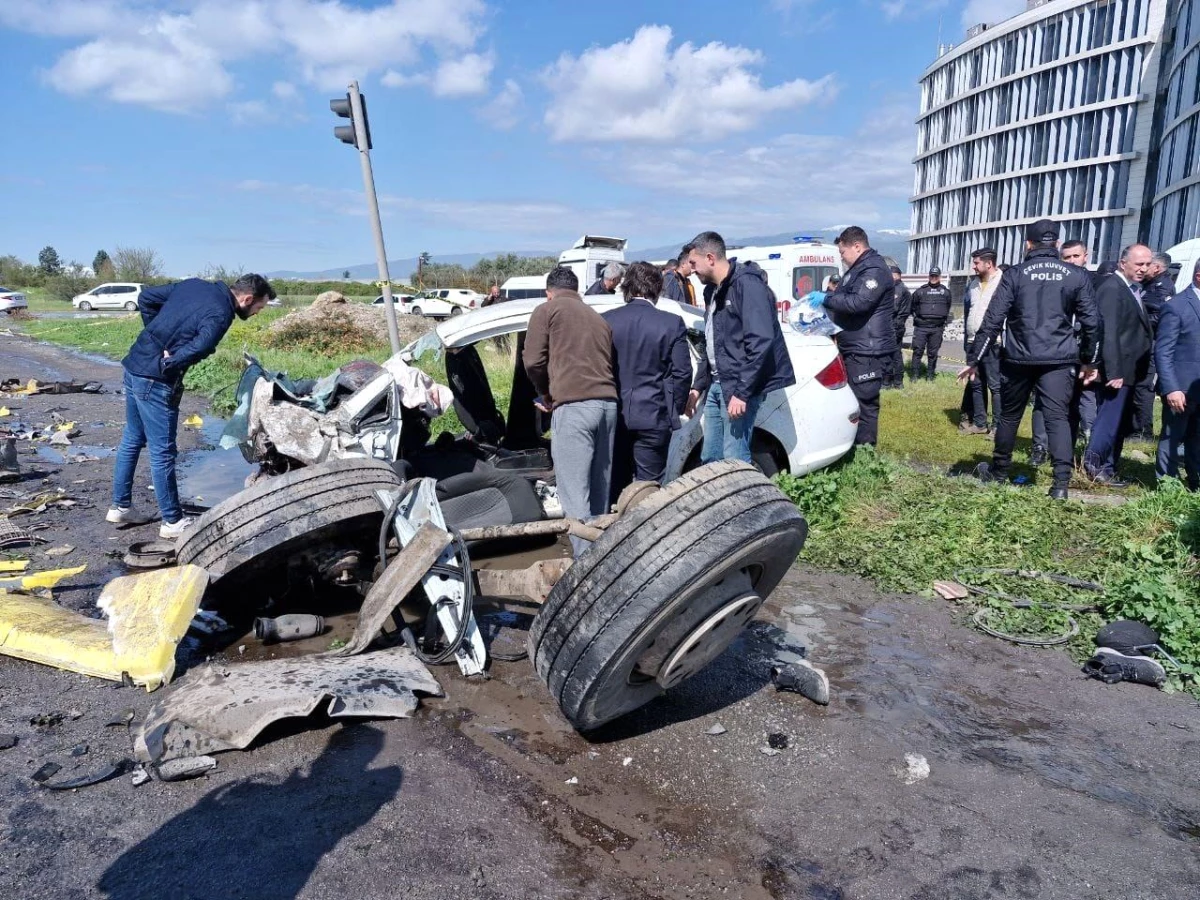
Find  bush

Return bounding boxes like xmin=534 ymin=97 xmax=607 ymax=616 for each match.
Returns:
xmin=44 ymin=269 xmax=98 ymax=303
xmin=266 ymin=316 xmax=382 ymax=354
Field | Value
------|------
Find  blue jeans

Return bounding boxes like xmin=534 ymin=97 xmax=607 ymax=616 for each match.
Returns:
xmin=112 ymin=369 xmax=184 ymax=523
xmin=700 ymin=383 xmax=763 ymax=465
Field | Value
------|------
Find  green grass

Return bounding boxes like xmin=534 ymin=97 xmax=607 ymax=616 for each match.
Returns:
xmin=880 ymin=372 xmax=1161 ymax=489
xmin=778 ymin=448 xmax=1200 ymax=696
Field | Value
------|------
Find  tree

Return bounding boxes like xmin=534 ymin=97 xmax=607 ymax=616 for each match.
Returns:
xmin=342 ymin=269 xmax=351 ymax=280
xmin=113 ymin=246 xmax=164 ymax=282
xmin=93 ymin=249 xmax=115 ymax=280
xmin=45 ymin=262 xmax=99 ymax=303
xmin=38 ymin=245 xmax=62 ymax=276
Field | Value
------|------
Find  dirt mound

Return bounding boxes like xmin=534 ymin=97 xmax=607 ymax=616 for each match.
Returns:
xmin=268 ymin=291 xmax=431 ymax=349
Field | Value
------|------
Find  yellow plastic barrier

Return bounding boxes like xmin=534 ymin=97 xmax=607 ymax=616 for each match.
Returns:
xmin=0 ymin=565 xmax=209 ymax=690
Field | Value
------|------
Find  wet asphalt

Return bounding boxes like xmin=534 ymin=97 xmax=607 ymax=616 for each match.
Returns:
xmin=1 ymin=334 xmax=1198 ymax=900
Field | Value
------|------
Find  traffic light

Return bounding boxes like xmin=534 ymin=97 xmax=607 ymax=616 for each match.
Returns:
xmin=330 ymin=91 xmax=372 ymax=150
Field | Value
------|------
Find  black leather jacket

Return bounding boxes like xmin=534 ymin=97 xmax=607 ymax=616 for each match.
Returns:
xmin=823 ymin=249 xmax=897 ymax=356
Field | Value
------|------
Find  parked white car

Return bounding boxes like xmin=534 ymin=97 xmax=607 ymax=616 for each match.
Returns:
xmin=372 ymin=293 xmax=416 ymax=308
xmin=401 ymin=289 xmax=482 ymax=318
xmin=72 ymin=282 xmax=143 ymax=311
xmin=0 ymin=287 xmax=28 ymax=314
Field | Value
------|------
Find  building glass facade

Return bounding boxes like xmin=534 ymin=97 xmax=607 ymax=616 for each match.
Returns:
xmin=1148 ymin=0 xmax=1200 ymax=249
xmin=909 ymin=0 xmax=1168 ymax=274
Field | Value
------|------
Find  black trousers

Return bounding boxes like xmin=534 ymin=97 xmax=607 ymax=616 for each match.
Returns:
xmin=968 ymin=344 xmax=1001 ymax=427
xmin=1131 ymin=356 xmax=1157 ymax=436
xmin=993 ymin=362 xmax=1076 ymax=484
xmin=1083 ymin=385 xmax=1134 ymax=479
xmin=843 ymin=353 xmax=884 ymax=445
xmin=1032 ymin=381 xmax=1099 ymax=448
xmin=609 ymin=423 xmax=671 ymax=505
xmin=910 ymin=326 xmax=944 ymax=378
xmin=885 ymin=325 xmax=906 ymax=386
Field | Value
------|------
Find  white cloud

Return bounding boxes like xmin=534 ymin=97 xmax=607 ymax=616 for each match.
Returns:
xmin=477 ymin=79 xmax=524 ymax=130
xmin=542 ymin=25 xmax=833 ymax=143
xmin=3 ymin=0 xmax=491 ymax=112
xmin=882 ymin=1 xmax=906 ymax=19
xmin=271 ymin=80 xmax=299 ymax=100
xmin=960 ymin=0 xmax=1025 ymax=28
xmin=432 ymin=52 xmax=494 ymax=97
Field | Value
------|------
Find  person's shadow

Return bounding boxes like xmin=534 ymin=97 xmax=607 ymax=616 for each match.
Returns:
xmin=97 ymin=724 xmax=401 ymax=900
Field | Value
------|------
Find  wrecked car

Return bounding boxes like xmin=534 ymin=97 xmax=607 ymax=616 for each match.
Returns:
xmin=176 ymin=299 xmax=815 ymax=731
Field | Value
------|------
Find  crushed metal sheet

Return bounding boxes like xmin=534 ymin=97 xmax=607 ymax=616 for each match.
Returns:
xmin=0 ymin=560 xmax=29 ymax=573
xmin=43 ymin=760 xmax=131 ymax=791
xmin=0 ymin=565 xmax=208 ymax=689
xmin=0 ymin=517 xmax=41 ymax=549
xmin=475 ymin=559 xmax=572 ymax=605
xmin=155 ymin=756 xmax=217 ymax=782
xmin=135 ymin=647 xmax=443 ymax=764
xmin=335 ymin=522 xmax=450 ymax=657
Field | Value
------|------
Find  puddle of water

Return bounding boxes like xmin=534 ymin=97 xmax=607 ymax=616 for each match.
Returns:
xmin=177 ymin=417 xmax=254 ymax=506
xmin=34 ymin=444 xmax=116 ymax=465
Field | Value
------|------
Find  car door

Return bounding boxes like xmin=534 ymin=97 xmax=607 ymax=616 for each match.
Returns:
xmin=109 ymin=285 xmax=139 ymax=310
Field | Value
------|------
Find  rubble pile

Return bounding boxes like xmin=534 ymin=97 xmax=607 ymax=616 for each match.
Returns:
xmin=268 ymin=291 xmax=431 ymax=348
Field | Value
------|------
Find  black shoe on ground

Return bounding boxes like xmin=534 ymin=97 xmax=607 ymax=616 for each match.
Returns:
xmin=1091 ymin=472 xmax=1131 ymax=488
xmin=1048 ymin=483 xmax=1069 ymax=501
xmin=974 ymin=463 xmax=1008 ymax=484
xmin=1081 ymin=647 xmax=1166 ymax=687
xmin=1029 ymin=445 xmax=1048 ymax=467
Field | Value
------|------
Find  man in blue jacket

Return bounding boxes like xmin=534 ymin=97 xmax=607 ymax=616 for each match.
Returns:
xmin=685 ymin=231 xmax=796 ymax=465
xmin=108 ymin=274 xmax=274 ymax=538
xmin=603 ymin=261 xmax=692 ymax=500
xmin=1154 ymin=258 xmax=1200 ymax=489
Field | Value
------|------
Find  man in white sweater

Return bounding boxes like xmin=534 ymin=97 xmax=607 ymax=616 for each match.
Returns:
xmin=960 ymin=248 xmax=1002 ymax=434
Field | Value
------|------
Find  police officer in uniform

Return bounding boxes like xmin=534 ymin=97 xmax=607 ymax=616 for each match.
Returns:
xmin=1132 ymin=252 xmax=1174 ymax=439
xmin=959 ymin=219 xmax=1100 ymax=500
xmin=824 ymin=226 xmax=896 ymax=445
xmin=909 ymin=267 xmax=953 ymax=381
xmin=886 ymin=265 xmax=911 ymax=389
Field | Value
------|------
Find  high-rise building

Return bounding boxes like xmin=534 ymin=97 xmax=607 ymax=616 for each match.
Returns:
xmin=909 ymin=0 xmax=1170 ymax=274
xmin=1147 ymin=0 xmax=1200 ymax=250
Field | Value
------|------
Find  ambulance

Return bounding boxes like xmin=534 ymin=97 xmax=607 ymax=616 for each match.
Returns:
xmin=725 ymin=236 xmax=842 ymax=322
xmin=557 ymin=235 xmax=627 ymax=290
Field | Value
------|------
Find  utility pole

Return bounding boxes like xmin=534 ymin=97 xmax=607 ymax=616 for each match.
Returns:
xmin=331 ymin=81 xmax=402 ymax=354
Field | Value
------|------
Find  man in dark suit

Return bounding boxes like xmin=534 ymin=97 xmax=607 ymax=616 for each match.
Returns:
xmin=1083 ymin=244 xmax=1154 ymax=485
xmin=1155 ymin=259 xmax=1200 ymax=489
xmin=603 ymin=261 xmax=692 ymax=500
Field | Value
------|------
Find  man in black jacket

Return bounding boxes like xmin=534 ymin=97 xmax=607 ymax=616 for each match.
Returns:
xmin=909 ymin=267 xmax=952 ymax=381
xmin=110 ymin=274 xmax=274 ymax=538
xmin=886 ymin=265 xmax=911 ymax=389
xmin=603 ymin=261 xmax=691 ymax=499
xmin=1131 ymin=251 xmax=1174 ymax=439
xmin=1083 ymin=244 xmax=1154 ymax=485
xmin=686 ymin=231 xmax=796 ymax=464
xmin=959 ymin=220 xmax=1100 ymax=500
xmin=824 ymin=226 xmax=897 ymax=445
xmin=585 ymin=262 xmax=623 ymax=296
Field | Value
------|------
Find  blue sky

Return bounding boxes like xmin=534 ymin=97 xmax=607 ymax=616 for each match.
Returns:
xmin=0 ymin=0 xmax=1025 ymax=275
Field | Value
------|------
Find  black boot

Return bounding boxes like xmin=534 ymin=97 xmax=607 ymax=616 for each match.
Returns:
xmin=1048 ymin=482 xmax=1069 ymax=501
xmin=1029 ymin=445 xmax=1048 ymax=467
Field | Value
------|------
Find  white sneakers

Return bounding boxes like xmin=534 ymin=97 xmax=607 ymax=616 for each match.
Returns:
xmin=106 ymin=507 xmax=194 ymax=540
xmin=158 ymin=517 xmax=195 ymax=540
xmin=105 ymin=506 xmax=153 ymax=526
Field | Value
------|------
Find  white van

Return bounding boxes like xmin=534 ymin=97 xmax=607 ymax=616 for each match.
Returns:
xmin=557 ymin=235 xmax=627 ymax=290
xmin=725 ymin=237 xmax=842 ymax=321
xmin=1166 ymin=238 xmax=1200 ymax=294
xmin=500 ymin=275 xmax=547 ymax=301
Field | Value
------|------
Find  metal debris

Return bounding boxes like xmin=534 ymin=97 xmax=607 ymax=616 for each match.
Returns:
xmin=705 ymin=723 xmax=728 ymax=736
xmin=43 ymin=760 xmax=130 ymax=791
xmin=136 ymin=647 xmax=443 ymax=764
xmin=31 ymin=762 xmax=62 ymax=782
xmin=155 ymin=756 xmax=217 ymax=782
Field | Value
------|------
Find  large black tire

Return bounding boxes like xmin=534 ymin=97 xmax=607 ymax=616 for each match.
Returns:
xmin=177 ymin=458 xmax=400 ymax=585
xmin=529 ymin=460 xmax=807 ymax=730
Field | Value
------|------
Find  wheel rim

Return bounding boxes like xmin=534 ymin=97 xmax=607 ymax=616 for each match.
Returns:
xmin=412 ymin=307 xmax=422 ymax=316
xmin=655 ymin=577 xmax=762 ymax=689
xmin=126 ymin=301 xmax=137 ymax=311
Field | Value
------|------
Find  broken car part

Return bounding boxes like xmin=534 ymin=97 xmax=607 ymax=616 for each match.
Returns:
xmin=529 ymin=461 xmax=808 ymax=730
xmin=377 ymin=479 xmax=487 ymax=676
xmin=135 ymin=648 xmax=443 ymax=764
xmin=123 ymin=541 xmax=178 ymax=569
xmin=177 ymin=457 xmax=401 ymax=587
xmin=254 ymin=614 xmax=326 ymax=643
xmin=42 ymin=760 xmax=131 ymax=791
xmin=0 ymin=565 xmax=208 ymax=689
xmin=155 ymin=755 xmax=218 ymax=782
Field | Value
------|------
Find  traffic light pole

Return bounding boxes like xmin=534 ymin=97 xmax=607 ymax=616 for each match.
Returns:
xmin=346 ymin=81 xmax=402 ymax=355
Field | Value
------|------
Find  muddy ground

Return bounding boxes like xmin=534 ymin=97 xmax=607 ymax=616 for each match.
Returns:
xmin=1 ymin=335 xmax=1198 ymax=900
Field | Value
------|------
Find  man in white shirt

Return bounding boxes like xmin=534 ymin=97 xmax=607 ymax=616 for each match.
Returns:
xmin=960 ymin=247 xmax=1002 ymax=434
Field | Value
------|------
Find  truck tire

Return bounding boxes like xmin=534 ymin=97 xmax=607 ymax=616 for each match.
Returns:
xmin=177 ymin=458 xmax=400 ymax=585
xmin=529 ymin=460 xmax=807 ymax=730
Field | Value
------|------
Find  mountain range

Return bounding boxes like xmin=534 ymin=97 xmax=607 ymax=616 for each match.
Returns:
xmin=265 ymin=228 xmax=912 ymax=281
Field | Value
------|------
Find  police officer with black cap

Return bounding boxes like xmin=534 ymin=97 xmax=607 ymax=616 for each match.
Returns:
xmin=959 ymin=219 xmax=1101 ymax=500
xmin=909 ymin=267 xmax=953 ymax=381
xmin=886 ymin=264 xmax=911 ymax=388
xmin=824 ymin=226 xmax=896 ymax=445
